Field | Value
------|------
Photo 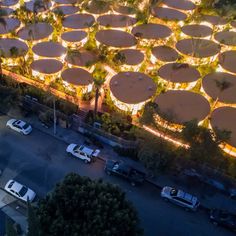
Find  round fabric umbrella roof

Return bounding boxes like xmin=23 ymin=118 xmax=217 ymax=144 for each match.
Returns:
xmin=31 ymin=59 xmax=63 ymax=74
xmin=154 ymin=90 xmax=210 ymax=124
xmin=202 ymin=72 xmax=236 ymax=103
xmin=158 ymin=63 xmax=200 ymax=83
xmin=96 ymin=29 xmax=137 ymax=48
xmin=211 ymin=107 xmax=236 ymax=148
xmin=110 ymin=71 xmax=156 ymax=104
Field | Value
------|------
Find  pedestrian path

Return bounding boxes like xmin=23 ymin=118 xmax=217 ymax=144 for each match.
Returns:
xmin=0 ymin=189 xmax=28 ymax=235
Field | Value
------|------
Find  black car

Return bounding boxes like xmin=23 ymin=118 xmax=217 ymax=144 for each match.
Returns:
xmin=210 ymin=209 xmax=236 ymax=232
xmin=104 ymin=160 xmax=146 ymax=186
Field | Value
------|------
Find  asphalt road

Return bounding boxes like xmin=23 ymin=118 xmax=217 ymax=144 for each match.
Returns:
xmin=0 ymin=115 xmax=234 ymax=236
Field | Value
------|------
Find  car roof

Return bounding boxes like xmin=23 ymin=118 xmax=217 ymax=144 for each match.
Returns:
xmin=10 ymin=181 xmax=23 ymax=192
xmin=177 ymin=190 xmax=198 ymax=204
xmin=15 ymin=120 xmax=26 ymax=128
xmin=79 ymin=145 xmax=93 ymax=155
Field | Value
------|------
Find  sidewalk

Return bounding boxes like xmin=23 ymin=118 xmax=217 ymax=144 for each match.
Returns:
xmin=0 ymin=189 xmax=28 ymax=235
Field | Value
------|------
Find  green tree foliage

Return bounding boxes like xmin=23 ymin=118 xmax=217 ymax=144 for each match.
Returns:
xmin=27 ymin=202 xmax=40 ymax=236
xmin=182 ymin=120 xmax=228 ymax=166
xmin=92 ymin=64 xmax=107 ymax=119
xmin=0 ymin=84 xmax=19 ymax=112
xmin=36 ymin=174 xmax=143 ymax=236
xmin=5 ymin=219 xmax=17 ymax=236
xmin=139 ymin=102 xmax=158 ymax=126
xmin=136 ymin=128 xmax=174 ymax=174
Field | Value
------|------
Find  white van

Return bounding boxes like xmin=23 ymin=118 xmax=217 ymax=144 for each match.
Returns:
xmin=66 ymin=144 xmax=100 ymax=163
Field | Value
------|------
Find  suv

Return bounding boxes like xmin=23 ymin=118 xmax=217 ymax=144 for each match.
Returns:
xmin=66 ymin=144 xmax=100 ymax=163
xmin=161 ymin=186 xmax=200 ymax=211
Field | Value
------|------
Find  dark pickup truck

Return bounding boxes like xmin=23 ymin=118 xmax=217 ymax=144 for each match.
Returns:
xmin=104 ymin=160 xmax=146 ymax=186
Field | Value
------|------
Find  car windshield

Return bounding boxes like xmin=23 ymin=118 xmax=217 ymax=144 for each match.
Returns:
xmin=8 ymin=181 xmax=14 ymax=188
xmin=73 ymin=145 xmax=79 ymax=151
xmin=23 ymin=124 xmax=29 ymax=129
xmin=170 ymin=188 xmax=178 ymax=196
xmin=19 ymin=186 xmax=28 ymax=197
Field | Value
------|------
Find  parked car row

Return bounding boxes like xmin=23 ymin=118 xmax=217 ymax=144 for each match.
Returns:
xmin=4 ymin=118 xmax=236 ymax=233
xmin=160 ymin=186 xmax=236 ymax=232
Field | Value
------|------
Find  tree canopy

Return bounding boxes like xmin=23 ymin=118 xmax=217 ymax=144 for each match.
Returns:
xmin=182 ymin=120 xmax=229 ymax=166
xmin=36 ymin=173 xmax=143 ymax=236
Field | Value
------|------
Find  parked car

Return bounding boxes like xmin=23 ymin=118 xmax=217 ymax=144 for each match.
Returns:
xmin=210 ymin=209 xmax=236 ymax=232
xmin=66 ymin=144 xmax=100 ymax=163
xmin=6 ymin=119 xmax=32 ymax=135
xmin=104 ymin=160 xmax=146 ymax=186
xmin=4 ymin=180 xmax=36 ymax=202
xmin=161 ymin=186 xmax=200 ymax=211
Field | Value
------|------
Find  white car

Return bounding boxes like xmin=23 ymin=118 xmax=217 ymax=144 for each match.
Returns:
xmin=161 ymin=186 xmax=200 ymax=211
xmin=4 ymin=180 xmax=36 ymax=202
xmin=66 ymin=144 xmax=100 ymax=163
xmin=6 ymin=119 xmax=32 ymax=135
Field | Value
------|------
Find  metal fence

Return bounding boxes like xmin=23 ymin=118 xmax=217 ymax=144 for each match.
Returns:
xmin=70 ymin=114 xmax=138 ymax=149
xmin=22 ymin=97 xmax=138 ymax=149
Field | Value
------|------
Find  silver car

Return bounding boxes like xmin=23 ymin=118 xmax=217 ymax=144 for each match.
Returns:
xmin=161 ymin=186 xmax=200 ymax=211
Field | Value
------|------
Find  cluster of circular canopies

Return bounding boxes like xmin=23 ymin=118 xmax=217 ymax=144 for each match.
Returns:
xmin=0 ymin=0 xmax=236 ymax=153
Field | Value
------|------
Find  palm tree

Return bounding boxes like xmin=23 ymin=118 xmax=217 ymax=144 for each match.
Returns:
xmin=92 ymin=64 xmax=106 ymax=119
